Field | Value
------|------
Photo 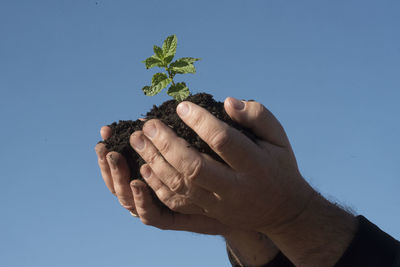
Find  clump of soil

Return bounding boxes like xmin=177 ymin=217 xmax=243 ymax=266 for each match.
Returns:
xmin=101 ymin=93 xmax=255 ymax=198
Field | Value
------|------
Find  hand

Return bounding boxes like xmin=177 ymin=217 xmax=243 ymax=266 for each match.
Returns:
xmin=131 ymin=176 xmax=280 ymax=265
xmin=95 ymin=126 xmax=136 ymax=214
xmin=95 ymin=123 xmax=281 ymax=266
xmin=130 ymin=97 xmax=314 ymax=233
xmin=95 ymin=125 xmax=232 ymax=235
xmin=129 ymin=97 xmax=357 ymax=266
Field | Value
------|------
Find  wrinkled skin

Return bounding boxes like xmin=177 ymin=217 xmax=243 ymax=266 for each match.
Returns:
xmin=95 ymin=98 xmax=284 ymax=265
xmin=95 ymin=126 xmax=229 ymax=235
xmin=95 ymin=97 xmax=356 ymax=267
xmin=128 ymin=97 xmax=314 ymax=233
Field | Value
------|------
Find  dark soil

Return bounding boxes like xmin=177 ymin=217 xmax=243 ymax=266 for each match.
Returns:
xmin=101 ymin=93 xmax=256 ymax=202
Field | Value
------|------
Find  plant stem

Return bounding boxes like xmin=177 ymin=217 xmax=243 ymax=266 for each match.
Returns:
xmin=167 ymin=68 xmax=176 ymax=86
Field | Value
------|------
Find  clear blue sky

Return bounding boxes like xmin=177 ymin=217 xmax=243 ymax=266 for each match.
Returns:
xmin=1 ymin=1 xmax=399 ymax=266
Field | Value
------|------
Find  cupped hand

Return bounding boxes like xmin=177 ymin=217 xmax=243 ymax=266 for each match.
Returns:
xmin=95 ymin=126 xmax=230 ymax=235
xmin=130 ymin=174 xmax=231 ymax=235
xmin=95 ymin=126 xmax=136 ymax=214
xmin=94 ymin=110 xmax=282 ymax=265
xmin=131 ymin=173 xmax=282 ymax=267
xmin=130 ymin=97 xmax=315 ymax=233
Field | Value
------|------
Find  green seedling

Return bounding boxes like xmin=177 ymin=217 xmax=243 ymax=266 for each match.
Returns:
xmin=142 ymin=35 xmax=200 ymax=101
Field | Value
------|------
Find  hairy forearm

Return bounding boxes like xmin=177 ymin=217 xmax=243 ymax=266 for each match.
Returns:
xmin=225 ymin=230 xmax=279 ymax=267
xmin=262 ymin=191 xmax=357 ymax=267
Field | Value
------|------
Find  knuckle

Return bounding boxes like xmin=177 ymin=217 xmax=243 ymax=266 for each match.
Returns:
xmin=167 ymin=197 xmax=186 ymax=212
xmin=209 ymin=129 xmax=231 ymax=152
xmin=144 ymin=119 xmax=158 ymax=129
xmin=189 ymin=109 xmax=205 ymax=128
xmin=146 ymin=151 xmax=162 ymax=165
xmin=158 ymin=137 xmax=171 ymax=155
xmin=169 ymin=173 xmax=186 ymax=194
xmin=155 ymin=189 xmax=169 ymax=203
xmin=186 ymin=157 xmax=203 ymax=182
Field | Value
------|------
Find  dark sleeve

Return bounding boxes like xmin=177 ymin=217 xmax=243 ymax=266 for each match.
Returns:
xmin=335 ymin=215 xmax=400 ymax=267
xmin=227 ymin=215 xmax=400 ymax=267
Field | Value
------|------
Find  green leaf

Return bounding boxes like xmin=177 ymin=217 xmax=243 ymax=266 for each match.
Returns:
xmin=146 ymin=73 xmax=172 ymax=96
xmin=162 ymin=35 xmax=177 ymax=62
xmin=153 ymin=45 xmax=164 ymax=60
xmin=169 ymin=57 xmax=199 ymax=74
xmin=164 ymin=55 xmax=175 ymax=65
xmin=179 ymin=57 xmax=200 ymax=64
xmin=142 ymin=85 xmax=152 ymax=95
xmin=142 ymin=73 xmax=172 ymax=96
xmin=142 ymin=55 xmax=163 ymax=69
xmin=167 ymin=82 xmax=190 ymax=101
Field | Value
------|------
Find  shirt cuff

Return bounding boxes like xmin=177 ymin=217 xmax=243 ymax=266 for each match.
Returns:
xmin=335 ymin=215 xmax=400 ymax=266
xmin=227 ymin=215 xmax=400 ymax=267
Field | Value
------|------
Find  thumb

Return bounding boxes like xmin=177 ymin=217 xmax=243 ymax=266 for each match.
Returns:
xmin=224 ymin=97 xmax=290 ymax=148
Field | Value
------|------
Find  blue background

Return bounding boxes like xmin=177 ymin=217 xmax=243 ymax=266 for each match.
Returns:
xmin=1 ymin=1 xmax=399 ymax=266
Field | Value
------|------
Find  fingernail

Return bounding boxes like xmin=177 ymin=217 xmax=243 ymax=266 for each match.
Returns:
xmin=229 ymin=97 xmax=245 ymax=110
xmin=130 ymin=211 xmax=138 ymax=217
xmin=131 ymin=133 xmax=145 ymax=150
xmin=141 ymin=166 xmax=151 ymax=179
xmin=95 ymin=145 xmax=106 ymax=160
xmin=107 ymin=154 xmax=117 ymax=169
xmin=177 ymin=102 xmax=189 ymax=117
xmin=144 ymin=123 xmax=157 ymax=138
xmin=131 ymin=184 xmax=140 ymax=195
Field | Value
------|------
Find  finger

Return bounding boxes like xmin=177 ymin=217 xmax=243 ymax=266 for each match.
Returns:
xmin=100 ymin=126 xmax=112 ymax=140
xmin=131 ymin=180 xmax=228 ymax=235
xmin=95 ymin=143 xmax=115 ymax=195
xmin=107 ymin=152 xmax=135 ymax=212
xmin=131 ymin=130 xmax=188 ymax=194
xmin=140 ymin=164 xmax=206 ymax=214
xmin=176 ymin=101 xmax=262 ymax=172
xmin=131 ymin=179 xmax=173 ymax=228
xmin=224 ymin=97 xmax=290 ymax=147
xmin=139 ymin=120 xmax=236 ymax=195
xmin=142 ymin=119 xmax=201 ymax=177
xmin=131 ymin=132 xmax=218 ymax=210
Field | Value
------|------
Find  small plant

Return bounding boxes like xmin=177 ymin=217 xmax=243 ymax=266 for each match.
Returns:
xmin=102 ymin=34 xmax=256 ymax=208
xmin=142 ymin=35 xmax=200 ymax=101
